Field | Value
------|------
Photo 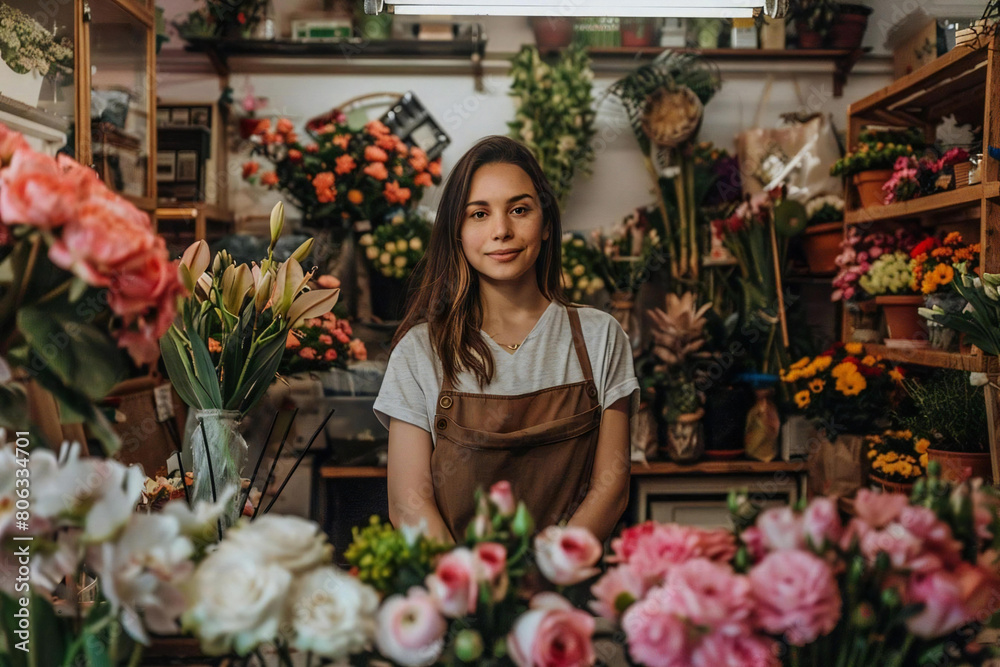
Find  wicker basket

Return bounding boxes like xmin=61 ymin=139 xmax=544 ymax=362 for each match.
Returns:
xmin=641 ymin=86 xmax=703 ymax=148
xmin=869 ymin=473 xmax=914 ymax=496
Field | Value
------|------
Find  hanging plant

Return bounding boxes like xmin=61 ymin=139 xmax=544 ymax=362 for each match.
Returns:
xmin=507 ymin=44 xmax=596 ymax=209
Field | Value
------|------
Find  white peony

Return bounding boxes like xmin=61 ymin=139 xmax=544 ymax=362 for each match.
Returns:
xmin=380 ymin=252 xmax=392 ymax=266
xmin=359 ymin=233 xmax=374 ymax=247
xmin=394 ymin=256 xmax=407 ymax=268
xmin=366 ymin=246 xmax=379 ymax=261
xmin=285 ymin=566 xmax=379 ymax=658
xmin=409 ymin=237 xmax=422 ymax=251
xmin=183 ymin=546 xmax=292 ymax=656
xmin=218 ymin=515 xmax=332 ymax=574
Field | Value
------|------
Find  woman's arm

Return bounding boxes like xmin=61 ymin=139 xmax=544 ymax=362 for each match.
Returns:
xmin=567 ymin=396 xmax=631 ymax=542
xmin=387 ymin=418 xmax=455 ymax=544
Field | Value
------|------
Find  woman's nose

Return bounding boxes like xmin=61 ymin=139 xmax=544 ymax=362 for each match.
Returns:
xmin=491 ymin=214 xmax=514 ymax=239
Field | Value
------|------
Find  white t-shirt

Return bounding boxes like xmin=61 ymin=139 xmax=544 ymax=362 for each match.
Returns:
xmin=373 ymin=302 xmax=640 ymax=445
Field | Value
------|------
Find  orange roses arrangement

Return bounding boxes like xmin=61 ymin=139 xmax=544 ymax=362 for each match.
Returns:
xmin=243 ymin=113 xmax=442 ymax=232
xmin=0 ymin=123 xmax=182 ymax=450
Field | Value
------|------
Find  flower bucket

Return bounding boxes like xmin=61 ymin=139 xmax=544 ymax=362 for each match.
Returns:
xmin=925 ymin=291 xmax=966 ymax=351
xmin=531 ymin=16 xmax=575 ymax=50
xmin=853 ymin=169 xmax=893 ymax=208
xmin=869 ymin=473 xmax=913 ymax=496
xmin=796 ymin=22 xmax=824 ymax=48
xmin=927 ymin=448 xmax=993 ymax=484
xmin=0 ymin=59 xmax=44 ymax=107
xmin=876 ymin=295 xmax=926 ymax=340
xmin=801 ymin=222 xmax=843 ymax=274
xmin=829 ymin=3 xmax=872 ymax=49
xmin=665 ymin=409 xmax=705 ymax=463
xmin=847 ymin=299 xmax=882 ymax=343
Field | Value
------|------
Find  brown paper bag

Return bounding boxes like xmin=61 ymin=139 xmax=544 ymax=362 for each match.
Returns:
xmin=807 ymin=433 xmax=866 ymax=498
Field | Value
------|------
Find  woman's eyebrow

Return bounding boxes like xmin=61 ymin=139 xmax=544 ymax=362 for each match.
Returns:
xmin=465 ymin=193 xmax=533 ymax=208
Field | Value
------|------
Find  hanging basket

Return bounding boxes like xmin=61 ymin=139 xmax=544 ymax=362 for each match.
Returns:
xmin=641 ymin=86 xmax=703 ymax=148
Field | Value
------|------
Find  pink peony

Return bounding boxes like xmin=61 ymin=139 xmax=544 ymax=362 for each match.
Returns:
xmin=508 ymin=593 xmax=595 ymax=667
xmin=621 ymin=592 xmax=692 ymax=667
xmin=489 ymin=480 xmax=516 ymax=516
xmin=749 ymin=550 xmax=841 ymax=645
xmin=107 ymin=240 xmax=177 ymax=317
xmin=662 ymin=558 xmax=753 ymax=634
xmin=694 ymin=528 xmax=738 ymax=563
xmin=611 ymin=523 xmax=702 ymax=584
xmin=691 ymin=634 xmax=780 ymax=667
xmin=0 ymin=124 xmax=29 ymax=164
xmin=425 ymin=547 xmax=478 ymax=618
xmin=0 ymin=150 xmax=88 ymax=229
xmin=741 ymin=526 xmax=767 ymax=562
xmin=905 ymin=569 xmax=968 ymax=638
xmin=802 ymin=497 xmax=843 ymax=550
xmin=853 ymin=489 xmax=908 ymax=529
xmin=375 ymin=588 xmax=447 ymax=667
xmin=756 ymin=507 xmax=804 ymax=551
xmin=589 ymin=564 xmax=646 ymax=620
xmin=534 ymin=526 xmax=602 ymax=586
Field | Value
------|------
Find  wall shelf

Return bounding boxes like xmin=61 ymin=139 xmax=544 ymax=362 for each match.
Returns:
xmin=844 ymin=184 xmax=989 ymax=225
xmin=863 ymin=344 xmax=1000 ymax=373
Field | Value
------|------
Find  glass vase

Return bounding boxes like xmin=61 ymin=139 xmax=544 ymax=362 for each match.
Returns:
xmin=184 ymin=409 xmax=248 ymax=530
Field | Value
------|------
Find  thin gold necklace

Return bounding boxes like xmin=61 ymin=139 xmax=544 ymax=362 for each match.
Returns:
xmin=488 ymin=332 xmax=527 ymax=351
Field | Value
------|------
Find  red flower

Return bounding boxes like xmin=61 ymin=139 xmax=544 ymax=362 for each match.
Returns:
xmin=335 ymin=155 xmax=356 ymax=175
xmin=306 ymin=144 xmax=319 ymax=154
xmin=384 ymin=181 xmax=411 ymax=205
xmin=857 ymin=364 xmax=883 ymax=378
xmin=910 ymin=237 xmax=939 ymax=259
xmin=261 ymin=171 xmax=279 ymax=186
xmin=276 ymin=118 xmax=294 ymax=135
xmin=842 ymin=356 xmax=861 ymax=366
xmin=237 ymin=12 xmax=246 ymax=24
xmin=287 ymin=149 xmax=302 ymax=164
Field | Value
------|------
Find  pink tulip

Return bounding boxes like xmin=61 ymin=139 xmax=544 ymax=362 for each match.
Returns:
xmin=905 ymin=569 xmax=968 ymax=638
xmin=508 ymin=593 xmax=595 ymax=667
xmin=749 ymin=550 xmax=841 ymax=646
xmin=489 ymin=480 xmax=516 ymax=516
xmin=756 ymin=507 xmax=804 ymax=551
xmin=534 ymin=526 xmax=602 ymax=586
xmin=853 ymin=489 xmax=908 ymax=529
xmin=375 ymin=588 xmax=447 ymax=667
xmin=691 ymin=634 xmax=780 ymax=667
xmin=425 ymin=548 xmax=479 ymax=618
xmin=802 ymin=497 xmax=843 ymax=550
xmin=589 ymin=564 xmax=646 ymax=620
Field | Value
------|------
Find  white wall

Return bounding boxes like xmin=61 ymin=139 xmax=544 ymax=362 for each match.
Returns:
xmin=157 ymin=0 xmax=986 ymax=232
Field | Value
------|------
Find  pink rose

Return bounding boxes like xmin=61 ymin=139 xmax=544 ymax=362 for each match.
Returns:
xmin=508 ymin=593 xmax=595 ymax=667
xmin=474 ymin=542 xmax=507 ymax=582
xmin=0 ymin=124 xmax=29 ymax=164
xmin=425 ymin=548 xmax=478 ymax=618
xmin=621 ymin=592 xmax=692 ymax=667
xmin=375 ymin=588 xmax=447 ymax=667
xmin=756 ymin=507 xmax=804 ymax=551
xmin=108 ymin=240 xmax=177 ymax=317
xmin=662 ymin=558 xmax=753 ymax=635
xmin=611 ymin=523 xmax=701 ymax=584
xmin=117 ymin=316 xmax=166 ymax=366
xmin=870 ymin=246 xmax=883 ymax=259
xmin=898 ymin=506 xmax=962 ymax=565
xmin=741 ymin=526 xmax=767 ymax=562
xmin=589 ymin=564 xmax=646 ymax=620
xmin=905 ymin=570 xmax=968 ymax=638
xmin=0 ymin=150 xmax=83 ymax=229
xmin=838 ymin=518 xmax=873 ymax=552
xmin=749 ymin=550 xmax=841 ymax=645
xmin=854 ymin=489 xmax=908 ymax=529
xmin=802 ymin=497 xmax=842 ymax=550
xmin=534 ymin=526 xmax=602 ymax=586
xmin=691 ymin=634 xmax=780 ymax=667
xmin=489 ymin=480 xmax=516 ymax=516
xmin=694 ymin=528 xmax=737 ymax=563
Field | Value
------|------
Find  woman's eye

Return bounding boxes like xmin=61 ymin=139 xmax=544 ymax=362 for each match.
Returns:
xmin=470 ymin=211 xmax=487 ymax=220
xmin=512 ymin=206 xmax=529 ymax=215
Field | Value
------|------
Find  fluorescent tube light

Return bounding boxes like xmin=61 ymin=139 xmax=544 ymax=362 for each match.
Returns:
xmin=390 ymin=5 xmax=756 ymax=17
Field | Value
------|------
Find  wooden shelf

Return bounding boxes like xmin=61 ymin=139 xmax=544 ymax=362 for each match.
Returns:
xmin=850 ymin=41 xmax=989 ymax=122
xmin=319 ymin=459 xmax=806 ymax=480
xmin=155 ymin=202 xmax=234 ymax=240
xmin=863 ymin=343 xmax=1000 ymax=373
xmin=845 ymin=185 xmax=986 ymax=225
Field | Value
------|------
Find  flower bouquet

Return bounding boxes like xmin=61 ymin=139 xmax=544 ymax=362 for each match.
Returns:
xmin=858 ymin=250 xmax=915 ymax=297
xmin=910 ymin=232 xmax=980 ymax=348
xmin=281 ymin=309 xmax=368 ymax=376
xmin=780 ymin=341 xmax=904 ymax=437
xmin=921 ymin=270 xmax=1000 ymax=356
xmin=560 ymin=232 xmax=605 ymax=303
xmin=245 ymin=115 xmax=442 ymax=235
xmin=0 ymin=5 xmax=72 ymax=77
xmin=882 ymin=149 xmax=970 ymax=204
xmin=0 ymin=124 xmax=182 ymax=452
xmin=832 ymin=228 xmax=916 ymax=302
xmin=805 ymin=194 xmax=843 ymax=225
xmin=160 ymin=202 xmax=340 ymax=526
xmin=865 ymin=428 xmax=928 ymax=493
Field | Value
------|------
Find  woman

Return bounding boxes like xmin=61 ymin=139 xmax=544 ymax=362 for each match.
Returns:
xmin=373 ymin=136 xmax=638 ymax=543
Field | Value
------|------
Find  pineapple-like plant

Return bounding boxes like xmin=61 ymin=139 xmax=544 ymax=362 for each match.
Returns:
xmin=646 ymin=292 xmax=712 ymax=422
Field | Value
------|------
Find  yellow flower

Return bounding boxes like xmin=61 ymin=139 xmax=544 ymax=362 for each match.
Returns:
xmin=915 ymin=438 xmax=929 ymax=454
xmin=900 ymin=429 xmax=913 ymax=439
xmin=784 ymin=370 xmax=803 ymax=383
xmin=813 ymin=356 xmax=833 ymax=372
xmin=832 ymin=362 xmax=857 ymax=379
xmin=920 ymin=453 xmax=928 ymax=468
xmin=798 ymin=365 xmax=817 ymax=379
xmin=861 ymin=355 xmax=877 ymax=366
xmin=794 ymin=390 xmax=811 ymax=409
xmin=790 ymin=356 xmax=811 ymax=370
xmin=885 ymin=451 xmax=899 ymax=463
xmin=845 ymin=343 xmax=864 ymax=355
xmin=889 ymin=368 xmax=904 ymax=382
xmin=868 ymin=449 xmax=878 ymax=459
xmin=836 ymin=372 xmax=867 ymax=396
xmin=933 ymin=263 xmax=954 ymax=286
xmin=809 ymin=379 xmax=825 ymax=393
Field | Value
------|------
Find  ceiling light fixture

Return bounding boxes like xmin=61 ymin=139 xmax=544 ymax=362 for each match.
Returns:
xmin=364 ymin=0 xmax=787 ymax=18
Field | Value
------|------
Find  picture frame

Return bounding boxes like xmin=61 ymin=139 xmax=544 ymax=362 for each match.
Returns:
xmin=156 ymin=152 xmax=176 ymax=182
xmin=176 ymin=150 xmax=198 ymax=182
xmin=190 ymin=107 xmax=211 ymax=127
xmin=169 ymin=108 xmax=190 ymax=125
xmin=156 ymin=108 xmax=171 ymax=127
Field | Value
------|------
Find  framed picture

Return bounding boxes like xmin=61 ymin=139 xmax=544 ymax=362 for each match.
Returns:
xmin=169 ymin=108 xmax=190 ymax=125
xmin=156 ymin=108 xmax=170 ymax=127
xmin=176 ymin=151 xmax=198 ymax=182
xmin=190 ymin=107 xmax=211 ymax=127
xmin=156 ymin=152 xmax=176 ymax=182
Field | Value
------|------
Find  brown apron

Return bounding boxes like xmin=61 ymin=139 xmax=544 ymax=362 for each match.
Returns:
xmin=431 ymin=307 xmax=602 ymax=540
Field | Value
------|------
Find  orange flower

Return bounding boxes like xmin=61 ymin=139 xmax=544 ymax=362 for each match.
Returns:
xmin=276 ymin=118 xmax=294 ymax=135
xmin=287 ymin=149 xmax=302 ymax=163
xmin=365 ymin=119 xmax=391 ymax=137
xmin=313 ymin=172 xmax=335 ymax=190
xmin=299 ymin=347 xmax=318 ymax=360
xmin=253 ymin=118 xmax=271 ymax=135
xmin=324 ymin=348 xmax=338 ymax=362
xmin=335 ymin=155 xmax=356 ymax=175
xmin=348 ymin=189 xmax=364 ymax=204
xmin=394 ymin=165 xmax=404 ymax=176
xmin=286 ymin=331 xmax=302 ymax=350
xmin=261 ymin=171 xmax=279 ymax=186
xmin=384 ymin=181 xmax=412 ymax=204
xmin=365 ymin=145 xmax=389 ymax=163
xmin=932 ymin=263 xmax=954 ymax=285
xmin=306 ymin=144 xmax=319 ymax=154
xmin=428 ymin=159 xmax=441 ymax=177
xmin=242 ymin=161 xmax=259 ymax=179
xmin=376 ymin=134 xmax=397 ymax=151
xmin=944 ymin=231 xmax=963 ymax=246
xmin=931 ymin=247 xmax=953 ymax=258
xmin=285 ymin=132 xmax=298 ymax=144
xmin=409 ymin=147 xmax=428 ymax=172
xmin=395 ymin=141 xmax=409 ymax=157
xmin=319 ymin=334 xmax=333 ymax=345
xmin=414 ymin=172 xmax=433 ymax=188
xmin=332 ymin=134 xmax=350 ymax=150
xmin=364 ymin=162 xmax=389 ymax=181
xmin=208 ymin=338 xmax=223 ymax=353
xmin=316 ymin=188 xmax=335 ymax=203
xmin=263 ymin=132 xmax=280 ymax=145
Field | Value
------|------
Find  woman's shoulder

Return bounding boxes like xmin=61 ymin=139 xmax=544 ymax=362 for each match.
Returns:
xmin=567 ymin=303 xmax=625 ymax=335
xmin=391 ymin=322 xmax=433 ymax=356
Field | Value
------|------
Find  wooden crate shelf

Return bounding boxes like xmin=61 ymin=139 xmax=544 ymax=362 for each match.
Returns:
xmin=844 ymin=185 xmax=985 ymax=225
xmin=863 ymin=343 xmax=1000 ymax=373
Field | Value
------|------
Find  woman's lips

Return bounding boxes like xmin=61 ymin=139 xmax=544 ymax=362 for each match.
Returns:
xmin=488 ymin=250 xmax=522 ymax=263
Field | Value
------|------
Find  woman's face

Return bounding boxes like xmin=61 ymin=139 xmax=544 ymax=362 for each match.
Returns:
xmin=459 ymin=162 xmax=548 ymax=288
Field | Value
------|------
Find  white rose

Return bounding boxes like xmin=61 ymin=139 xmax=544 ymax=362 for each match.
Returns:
xmin=572 ymin=264 xmax=585 ymax=277
xmin=590 ymin=278 xmax=604 ymax=291
xmin=359 ymin=234 xmax=374 ymax=247
xmin=384 ymin=243 xmax=395 ymax=254
xmin=380 ymin=252 xmax=392 ymax=266
xmin=220 ymin=515 xmax=332 ymax=574
xmin=576 ymin=277 xmax=589 ymax=290
xmin=286 ymin=566 xmax=379 ymax=659
xmin=395 ymin=239 xmax=408 ymax=253
xmin=573 ymin=238 xmax=585 ymax=247
xmin=366 ymin=246 xmax=379 ymax=261
xmin=409 ymin=237 xmax=422 ymax=251
xmin=183 ymin=547 xmax=292 ymax=656
xmin=394 ymin=256 xmax=407 ymax=268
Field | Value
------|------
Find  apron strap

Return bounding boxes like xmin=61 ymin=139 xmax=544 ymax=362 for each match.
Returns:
xmin=566 ymin=307 xmax=595 ymax=384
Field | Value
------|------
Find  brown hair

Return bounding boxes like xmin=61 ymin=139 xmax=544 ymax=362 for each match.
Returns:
xmin=392 ymin=136 xmax=569 ymax=387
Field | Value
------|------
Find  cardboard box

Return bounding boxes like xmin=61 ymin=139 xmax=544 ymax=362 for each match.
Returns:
xmin=885 ymin=11 xmax=940 ymax=79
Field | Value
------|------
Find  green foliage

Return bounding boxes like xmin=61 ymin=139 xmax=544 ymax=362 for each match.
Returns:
xmin=359 ymin=210 xmax=431 ymax=281
xmin=893 ymin=369 xmax=989 ymax=453
xmin=921 ymin=271 xmax=1000 ymax=356
xmin=343 ymin=516 xmax=450 ymax=596
xmin=830 ymin=128 xmax=925 ymax=178
xmin=508 ymin=45 xmax=597 ymax=208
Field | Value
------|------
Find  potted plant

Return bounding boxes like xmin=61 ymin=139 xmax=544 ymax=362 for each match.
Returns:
xmin=560 ymin=232 xmax=606 ymax=305
xmin=861 ymin=249 xmax=926 ymax=343
xmin=921 ymin=270 xmax=1000 ymax=357
xmin=910 ymin=232 xmax=980 ymax=350
xmin=0 ymin=5 xmax=72 ymax=107
xmin=829 ymin=3 xmax=873 ymax=49
xmin=646 ymin=292 xmax=712 ymax=463
xmin=529 ymin=16 xmax=575 ymax=50
xmin=864 ymin=428 xmax=927 ymax=494
xmin=620 ymin=18 xmax=657 ymax=47
xmin=358 ymin=209 xmax=432 ymax=322
xmin=830 ymin=127 xmax=923 ymax=208
xmin=894 ymin=369 xmax=992 ymax=483
xmin=238 ymin=82 xmax=268 ymax=139
xmin=800 ymin=194 xmax=844 ymax=274
xmin=788 ymin=0 xmax=838 ymax=48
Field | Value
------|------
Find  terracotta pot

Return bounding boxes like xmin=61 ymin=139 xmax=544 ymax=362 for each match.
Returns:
xmin=531 ymin=16 xmax=574 ymax=50
xmin=796 ymin=22 xmax=824 ymax=48
xmin=829 ymin=4 xmax=872 ymax=49
xmin=876 ymin=295 xmax=926 ymax=340
xmin=239 ymin=117 xmax=262 ymax=139
xmin=927 ymin=449 xmax=993 ymax=484
xmin=621 ymin=18 xmax=655 ymax=47
xmin=869 ymin=474 xmax=914 ymax=496
xmin=853 ymin=169 xmax=893 ymax=208
xmin=801 ymin=222 xmax=843 ymax=274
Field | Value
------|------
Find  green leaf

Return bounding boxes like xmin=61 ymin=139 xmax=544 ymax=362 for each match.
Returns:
xmin=189 ymin=333 xmax=223 ymax=407
xmin=161 ymin=329 xmax=213 ymax=409
xmin=227 ymin=332 xmax=286 ymax=414
xmin=0 ymin=383 xmax=28 ymax=433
